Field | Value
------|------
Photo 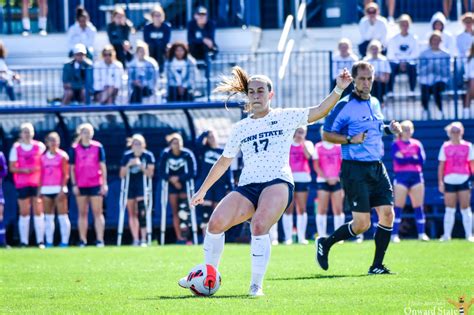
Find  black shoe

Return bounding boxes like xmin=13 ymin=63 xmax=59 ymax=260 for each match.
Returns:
xmin=368 ymin=264 xmax=394 ymax=275
xmin=20 ymin=243 xmax=28 ymax=248
xmin=316 ymin=237 xmax=329 ymax=271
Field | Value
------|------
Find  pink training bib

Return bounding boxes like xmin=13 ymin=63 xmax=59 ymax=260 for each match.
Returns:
xmin=41 ymin=149 xmax=67 ymax=186
xmin=315 ymin=142 xmax=342 ymax=179
xmin=443 ymin=140 xmax=472 ymax=176
xmin=393 ymin=139 xmax=423 ymax=173
xmin=73 ymin=140 xmax=103 ymax=188
xmin=289 ymin=143 xmax=311 ymax=174
xmin=13 ymin=140 xmax=42 ymax=188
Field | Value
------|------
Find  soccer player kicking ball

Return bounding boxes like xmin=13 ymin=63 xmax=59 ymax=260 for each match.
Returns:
xmin=316 ymin=61 xmax=402 ymax=275
xmin=178 ymin=66 xmax=352 ymax=296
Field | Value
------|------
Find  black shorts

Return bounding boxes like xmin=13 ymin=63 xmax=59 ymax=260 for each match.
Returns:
xmin=235 ymin=178 xmax=294 ymax=210
xmin=341 ymin=160 xmax=393 ymax=213
xmin=78 ymin=186 xmax=101 ymax=197
xmin=127 ymin=181 xmax=144 ymax=199
xmin=168 ymin=180 xmax=186 ymax=194
xmin=444 ymin=180 xmax=472 ymax=193
xmin=317 ymin=181 xmax=342 ymax=192
xmin=17 ymin=186 xmax=38 ymax=199
xmin=205 ymin=183 xmax=228 ymax=202
xmin=294 ymin=182 xmax=310 ymax=192
xmin=42 ymin=193 xmax=58 ymax=200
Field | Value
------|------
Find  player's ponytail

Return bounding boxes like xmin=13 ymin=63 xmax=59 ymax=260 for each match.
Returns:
xmin=214 ymin=66 xmax=250 ymax=111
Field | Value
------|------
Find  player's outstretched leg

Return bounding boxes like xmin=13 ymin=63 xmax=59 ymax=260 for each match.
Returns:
xmin=368 ymin=205 xmax=394 ymax=275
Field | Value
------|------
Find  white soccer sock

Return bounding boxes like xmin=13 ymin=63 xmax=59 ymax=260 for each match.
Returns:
xmin=250 ymin=234 xmax=271 ymax=288
xmin=334 ymin=214 xmax=346 ymax=231
xmin=443 ymin=207 xmax=456 ymax=239
xmin=19 ymin=215 xmax=30 ymax=245
xmin=34 ymin=214 xmax=45 ymax=244
xmin=38 ymin=17 xmax=47 ymax=30
xmin=282 ymin=214 xmax=293 ymax=242
xmin=269 ymin=223 xmax=278 ymax=242
xmin=203 ymin=230 xmax=225 ymax=268
xmin=22 ymin=18 xmax=31 ymax=31
xmin=44 ymin=214 xmax=55 ymax=244
xmin=316 ymin=214 xmax=327 ymax=237
xmin=296 ymin=213 xmax=307 ymax=242
xmin=461 ymin=208 xmax=473 ymax=239
xmin=58 ymin=214 xmax=71 ymax=244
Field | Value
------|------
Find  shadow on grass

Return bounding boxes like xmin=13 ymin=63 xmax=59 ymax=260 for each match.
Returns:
xmin=268 ymin=274 xmax=368 ymax=281
xmin=139 ymin=294 xmax=253 ymax=300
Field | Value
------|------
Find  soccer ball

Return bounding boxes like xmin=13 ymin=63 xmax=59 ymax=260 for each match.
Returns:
xmin=187 ymin=264 xmax=221 ymax=297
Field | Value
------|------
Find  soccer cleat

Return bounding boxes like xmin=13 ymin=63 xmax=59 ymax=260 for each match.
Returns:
xmin=39 ymin=29 xmax=47 ymax=36
xmin=140 ymin=242 xmax=148 ymax=247
xmin=284 ymin=239 xmax=293 ymax=245
xmin=20 ymin=243 xmax=28 ymax=248
xmin=271 ymin=240 xmax=279 ymax=246
xmin=298 ymin=239 xmax=309 ymax=245
xmin=96 ymin=241 xmax=105 ymax=248
xmin=355 ymin=235 xmax=364 ymax=243
xmin=391 ymin=235 xmax=401 ymax=243
xmin=178 ymin=276 xmax=190 ymax=289
xmin=79 ymin=240 xmax=87 ymax=248
xmin=418 ymin=234 xmax=430 ymax=242
xmin=315 ymin=237 xmax=329 ymax=271
xmin=467 ymin=236 xmax=474 ymax=242
xmin=132 ymin=240 xmax=140 ymax=247
xmin=248 ymin=284 xmax=264 ymax=297
xmin=368 ymin=264 xmax=394 ymax=275
xmin=439 ymin=235 xmax=451 ymax=242
xmin=38 ymin=242 xmax=45 ymax=249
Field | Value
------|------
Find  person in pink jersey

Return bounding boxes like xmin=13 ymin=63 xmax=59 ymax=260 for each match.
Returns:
xmin=282 ymin=126 xmax=314 ymax=245
xmin=391 ymin=120 xmax=429 ymax=243
xmin=9 ymin=122 xmax=46 ymax=248
xmin=312 ymin=127 xmax=344 ymax=239
xmin=438 ymin=122 xmax=474 ymax=242
xmin=70 ymin=123 xmax=108 ymax=247
xmin=39 ymin=132 xmax=71 ymax=248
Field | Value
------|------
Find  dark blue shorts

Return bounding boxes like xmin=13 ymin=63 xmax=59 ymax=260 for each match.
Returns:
xmin=294 ymin=182 xmax=310 ymax=192
xmin=168 ymin=180 xmax=186 ymax=194
xmin=205 ymin=183 xmax=228 ymax=203
xmin=235 ymin=178 xmax=294 ymax=209
xmin=444 ymin=180 xmax=472 ymax=193
xmin=78 ymin=186 xmax=101 ymax=197
xmin=394 ymin=172 xmax=424 ymax=189
xmin=127 ymin=179 xmax=144 ymax=199
xmin=317 ymin=181 xmax=342 ymax=192
xmin=17 ymin=186 xmax=38 ymax=199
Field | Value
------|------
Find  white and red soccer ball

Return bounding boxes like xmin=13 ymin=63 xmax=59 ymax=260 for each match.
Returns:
xmin=186 ymin=264 xmax=222 ymax=296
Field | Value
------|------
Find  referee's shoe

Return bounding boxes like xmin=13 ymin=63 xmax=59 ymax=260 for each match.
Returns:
xmin=368 ymin=264 xmax=394 ymax=275
xmin=316 ymin=237 xmax=329 ymax=270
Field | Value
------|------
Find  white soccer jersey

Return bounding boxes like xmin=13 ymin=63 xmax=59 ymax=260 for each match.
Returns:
xmin=222 ymin=107 xmax=310 ymax=186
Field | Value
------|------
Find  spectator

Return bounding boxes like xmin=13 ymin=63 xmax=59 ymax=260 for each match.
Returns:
xmin=128 ymin=41 xmax=159 ymax=104
xmin=418 ymin=31 xmax=451 ymax=120
xmin=143 ymin=5 xmax=171 ymax=74
xmin=363 ymin=0 xmax=396 ymax=23
xmin=107 ymin=6 xmax=134 ymax=66
xmin=387 ymin=14 xmax=418 ymax=95
xmin=67 ymin=6 xmax=97 ymax=60
xmin=332 ymin=38 xmax=358 ymax=97
xmin=443 ymin=0 xmax=473 ymax=19
xmin=93 ymin=45 xmax=124 ymax=105
xmin=363 ymin=40 xmax=391 ymax=107
xmin=456 ymin=12 xmax=474 ymax=59
xmin=358 ymin=2 xmax=388 ymax=57
xmin=21 ymin=0 xmax=48 ymax=36
xmin=464 ymin=43 xmax=474 ymax=118
xmin=62 ymin=43 xmax=93 ymax=105
xmin=0 ymin=41 xmax=19 ymax=101
xmin=429 ymin=12 xmax=456 ymax=55
xmin=187 ymin=6 xmax=218 ymax=62
xmin=166 ymin=42 xmax=197 ymax=102
xmin=0 ymin=151 xmax=7 ymax=247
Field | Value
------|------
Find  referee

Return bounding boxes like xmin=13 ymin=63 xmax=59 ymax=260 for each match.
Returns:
xmin=316 ymin=61 xmax=402 ymax=275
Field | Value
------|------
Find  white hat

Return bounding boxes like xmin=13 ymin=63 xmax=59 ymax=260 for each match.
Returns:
xmin=73 ymin=43 xmax=87 ymax=55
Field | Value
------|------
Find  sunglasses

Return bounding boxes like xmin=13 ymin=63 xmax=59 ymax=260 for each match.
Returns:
xmin=366 ymin=10 xmax=376 ymax=15
xmin=103 ymin=53 xmax=112 ymax=56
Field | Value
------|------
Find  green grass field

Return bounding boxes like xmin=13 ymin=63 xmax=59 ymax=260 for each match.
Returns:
xmin=1 ymin=241 xmax=473 ymax=314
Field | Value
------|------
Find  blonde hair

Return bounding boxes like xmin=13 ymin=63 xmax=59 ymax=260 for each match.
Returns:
xmin=46 ymin=131 xmax=60 ymax=143
xmin=127 ymin=133 xmax=147 ymax=148
xmin=397 ymin=14 xmax=412 ymax=24
xmin=135 ymin=40 xmax=149 ymax=56
xmin=151 ymin=5 xmax=165 ymax=20
xmin=75 ymin=123 xmax=94 ymax=144
xmin=338 ymin=38 xmax=353 ymax=51
xmin=166 ymin=132 xmax=183 ymax=146
xmin=112 ymin=6 xmax=126 ymax=18
xmin=101 ymin=45 xmax=117 ymax=61
xmin=445 ymin=121 xmax=464 ymax=135
xmin=429 ymin=30 xmax=443 ymax=43
xmin=214 ymin=66 xmax=273 ymax=113
xmin=20 ymin=122 xmax=34 ymax=134
xmin=367 ymin=39 xmax=383 ymax=56
xmin=365 ymin=2 xmax=379 ymax=13
xmin=400 ymin=120 xmax=414 ymax=132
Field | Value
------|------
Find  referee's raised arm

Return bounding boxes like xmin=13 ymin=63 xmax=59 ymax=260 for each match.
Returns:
xmin=307 ymin=69 xmax=353 ymax=124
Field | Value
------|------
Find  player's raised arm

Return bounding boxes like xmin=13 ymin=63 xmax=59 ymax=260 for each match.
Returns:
xmin=307 ymin=68 xmax=353 ymax=124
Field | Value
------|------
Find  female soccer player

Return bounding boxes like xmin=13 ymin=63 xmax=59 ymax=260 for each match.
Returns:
xmin=391 ymin=121 xmax=429 ymax=242
xmin=39 ymin=132 xmax=70 ymax=248
xmin=158 ymin=132 xmax=197 ymax=243
xmin=70 ymin=123 xmax=108 ymax=247
xmin=438 ymin=122 xmax=474 ymax=242
xmin=0 ymin=151 xmax=7 ymax=247
xmin=9 ymin=122 xmax=46 ymax=248
xmin=312 ymin=127 xmax=344 ymax=239
xmin=178 ymin=66 xmax=352 ymax=296
xmin=282 ymin=127 xmax=313 ymax=245
xmin=119 ymin=134 xmax=155 ymax=246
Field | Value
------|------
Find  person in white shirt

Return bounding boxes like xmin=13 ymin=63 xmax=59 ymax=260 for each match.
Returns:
xmin=358 ymin=2 xmax=388 ymax=57
xmin=464 ymin=43 xmax=474 ymax=117
xmin=363 ymin=40 xmax=391 ymax=106
xmin=387 ymin=14 xmax=419 ymax=94
xmin=456 ymin=13 xmax=474 ymax=91
xmin=67 ymin=6 xmax=97 ymax=60
xmin=93 ymin=46 xmax=124 ymax=104
xmin=429 ymin=12 xmax=456 ymax=56
xmin=177 ymin=66 xmax=352 ymax=296
xmin=332 ymin=38 xmax=358 ymax=97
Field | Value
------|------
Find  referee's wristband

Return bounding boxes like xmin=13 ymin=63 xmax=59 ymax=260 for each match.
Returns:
xmin=333 ymin=86 xmax=344 ymax=95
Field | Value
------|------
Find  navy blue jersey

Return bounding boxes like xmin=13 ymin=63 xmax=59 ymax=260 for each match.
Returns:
xmin=158 ymin=148 xmax=197 ymax=181
xmin=120 ymin=150 xmax=155 ymax=183
xmin=198 ymin=147 xmax=233 ymax=190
